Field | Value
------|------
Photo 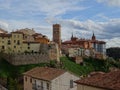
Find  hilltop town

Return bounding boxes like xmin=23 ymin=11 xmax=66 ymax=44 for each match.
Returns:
xmin=0 ymin=24 xmax=120 ymax=90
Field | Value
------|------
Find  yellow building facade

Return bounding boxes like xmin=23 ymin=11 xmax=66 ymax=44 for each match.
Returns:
xmin=0 ymin=31 xmax=49 ymax=54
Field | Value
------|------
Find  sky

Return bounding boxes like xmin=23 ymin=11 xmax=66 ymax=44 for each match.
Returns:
xmin=0 ymin=0 xmax=120 ymax=48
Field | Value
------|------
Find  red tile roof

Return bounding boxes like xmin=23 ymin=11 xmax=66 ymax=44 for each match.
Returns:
xmin=23 ymin=41 xmax=40 ymax=43
xmin=62 ymin=38 xmax=106 ymax=45
xmin=11 ymin=31 xmax=24 ymax=34
xmin=91 ymin=40 xmax=106 ymax=44
xmin=0 ymin=33 xmax=11 ymax=37
xmin=75 ymin=70 xmax=120 ymax=90
xmin=23 ymin=67 xmax=66 ymax=81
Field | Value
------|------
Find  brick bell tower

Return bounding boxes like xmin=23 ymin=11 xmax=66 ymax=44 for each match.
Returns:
xmin=53 ymin=24 xmax=61 ymax=49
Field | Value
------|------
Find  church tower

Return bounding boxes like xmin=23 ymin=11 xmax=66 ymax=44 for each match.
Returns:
xmin=53 ymin=24 xmax=61 ymax=49
xmin=92 ymin=32 xmax=96 ymax=41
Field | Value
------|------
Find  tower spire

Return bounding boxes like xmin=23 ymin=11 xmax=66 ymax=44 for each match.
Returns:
xmin=92 ymin=31 xmax=96 ymax=40
xmin=71 ymin=32 xmax=73 ymax=38
xmin=71 ymin=32 xmax=74 ymax=40
xmin=93 ymin=31 xmax=94 ymax=36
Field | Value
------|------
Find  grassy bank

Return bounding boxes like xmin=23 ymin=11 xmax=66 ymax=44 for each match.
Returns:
xmin=60 ymin=56 xmax=109 ymax=76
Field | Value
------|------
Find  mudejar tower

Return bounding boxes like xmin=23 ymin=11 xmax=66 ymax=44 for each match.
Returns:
xmin=53 ymin=24 xmax=61 ymax=49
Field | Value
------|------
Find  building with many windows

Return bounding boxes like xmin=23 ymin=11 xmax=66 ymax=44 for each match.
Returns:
xmin=23 ymin=67 xmax=79 ymax=90
xmin=62 ymin=33 xmax=106 ymax=59
xmin=0 ymin=29 xmax=50 ymax=53
xmin=0 ymin=31 xmax=23 ymax=53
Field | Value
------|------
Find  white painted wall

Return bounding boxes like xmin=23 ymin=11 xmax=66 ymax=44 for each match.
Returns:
xmin=24 ymin=72 xmax=79 ymax=90
xmin=51 ymin=72 xmax=79 ymax=90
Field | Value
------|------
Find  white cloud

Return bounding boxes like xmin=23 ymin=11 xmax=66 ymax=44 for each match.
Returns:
xmin=105 ymin=37 xmax=120 ymax=48
xmin=93 ymin=13 xmax=109 ymax=21
xmin=0 ymin=0 xmax=86 ymax=17
xmin=34 ymin=26 xmax=52 ymax=39
xmin=0 ymin=17 xmax=120 ymax=47
xmin=0 ymin=0 xmax=119 ymax=48
xmin=0 ymin=20 xmax=9 ymax=30
xmin=0 ymin=19 xmax=53 ymax=40
xmin=45 ymin=17 xmax=120 ymax=47
xmin=0 ymin=19 xmax=40 ymax=33
xmin=97 ymin=0 xmax=120 ymax=7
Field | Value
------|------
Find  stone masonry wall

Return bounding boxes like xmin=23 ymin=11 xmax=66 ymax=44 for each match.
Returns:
xmin=3 ymin=43 xmax=60 ymax=65
xmin=4 ymin=53 xmax=50 ymax=65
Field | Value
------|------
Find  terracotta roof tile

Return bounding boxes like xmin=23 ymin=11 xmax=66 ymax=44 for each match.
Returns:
xmin=91 ymin=40 xmax=106 ymax=44
xmin=75 ymin=70 xmax=120 ymax=90
xmin=23 ymin=67 xmax=66 ymax=81
xmin=23 ymin=41 xmax=40 ymax=43
xmin=11 ymin=31 xmax=24 ymax=34
xmin=0 ymin=33 xmax=11 ymax=37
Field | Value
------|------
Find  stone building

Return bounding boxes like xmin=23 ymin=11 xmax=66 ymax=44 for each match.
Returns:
xmin=2 ymin=41 xmax=60 ymax=65
xmin=23 ymin=67 xmax=79 ymax=90
xmin=91 ymin=33 xmax=106 ymax=55
xmin=0 ymin=31 xmax=24 ymax=53
xmin=62 ymin=33 xmax=106 ymax=59
xmin=18 ymin=28 xmax=50 ymax=44
xmin=0 ymin=28 xmax=60 ymax=65
xmin=0 ymin=29 xmax=50 ymax=53
xmin=75 ymin=69 xmax=120 ymax=90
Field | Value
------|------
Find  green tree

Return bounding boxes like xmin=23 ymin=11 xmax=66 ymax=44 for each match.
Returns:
xmin=7 ymin=77 xmax=18 ymax=90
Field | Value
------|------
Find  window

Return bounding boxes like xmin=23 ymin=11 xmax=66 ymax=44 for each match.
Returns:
xmin=28 ymin=43 xmax=30 ymax=46
xmin=41 ymin=81 xmax=43 ymax=89
xmin=41 ymin=81 xmax=43 ymax=86
xmin=14 ymin=40 xmax=16 ymax=43
xmin=70 ymin=80 xmax=73 ymax=88
xmin=17 ymin=40 xmax=20 ymax=45
xmin=14 ymin=35 xmax=16 ymax=38
xmin=47 ymin=83 xmax=49 ymax=89
xmin=8 ymin=40 xmax=11 ymax=45
xmin=25 ymin=77 xmax=27 ymax=81
xmin=25 ymin=36 xmax=27 ymax=39
xmin=28 ymin=47 xmax=30 ymax=49
xmin=2 ymin=46 xmax=4 ymax=49
xmin=14 ymin=46 xmax=16 ymax=48
xmin=32 ymin=84 xmax=36 ymax=89
xmin=30 ymin=78 xmax=32 ymax=83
